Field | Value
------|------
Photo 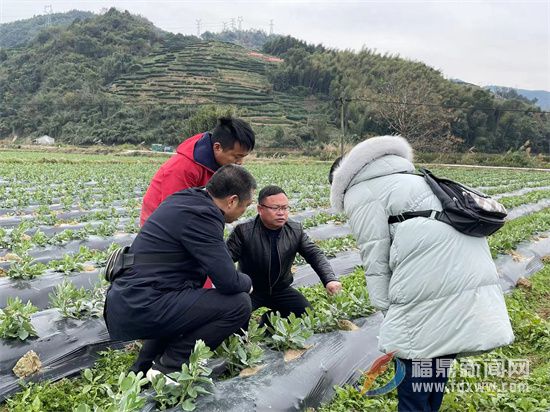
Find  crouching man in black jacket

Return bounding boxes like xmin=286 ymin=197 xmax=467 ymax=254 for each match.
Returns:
xmin=226 ymin=185 xmax=342 ymax=326
xmin=104 ymin=165 xmax=256 ymax=377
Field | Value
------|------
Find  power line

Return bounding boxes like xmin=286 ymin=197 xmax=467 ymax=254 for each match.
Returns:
xmin=334 ymin=97 xmax=550 ymax=114
xmin=111 ymin=96 xmax=549 ymax=116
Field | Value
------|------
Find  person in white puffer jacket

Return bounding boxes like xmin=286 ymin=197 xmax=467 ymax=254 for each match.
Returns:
xmin=329 ymin=135 xmax=514 ymax=412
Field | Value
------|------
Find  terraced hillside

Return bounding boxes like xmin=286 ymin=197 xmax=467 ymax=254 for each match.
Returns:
xmin=109 ymin=41 xmax=319 ymax=127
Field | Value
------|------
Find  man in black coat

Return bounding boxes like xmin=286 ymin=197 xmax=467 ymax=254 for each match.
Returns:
xmin=226 ymin=185 xmax=342 ymax=326
xmin=104 ymin=164 xmax=256 ymax=376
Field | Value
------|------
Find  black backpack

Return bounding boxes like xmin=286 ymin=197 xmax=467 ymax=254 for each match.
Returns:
xmin=388 ymin=168 xmax=507 ymax=237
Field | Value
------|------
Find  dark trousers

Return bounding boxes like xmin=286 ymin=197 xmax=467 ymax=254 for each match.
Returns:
xmin=251 ymin=286 xmax=311 ymax=327
xmin=131 ymin=289 xmax=251 ymax=374
xmin=397 ymin=355 xmax=456 ymax=412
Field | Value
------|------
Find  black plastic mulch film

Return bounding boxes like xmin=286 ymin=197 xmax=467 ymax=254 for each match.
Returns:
xmin=0 ymin=211 xmax=549 ymax=409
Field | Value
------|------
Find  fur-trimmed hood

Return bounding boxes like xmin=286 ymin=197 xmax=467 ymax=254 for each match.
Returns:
xmin=330 ymin=135 xmax=413 ymax=211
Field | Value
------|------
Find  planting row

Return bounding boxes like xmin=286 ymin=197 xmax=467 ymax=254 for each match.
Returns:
xmin=2 ymin=228 xmax=548 ymax=411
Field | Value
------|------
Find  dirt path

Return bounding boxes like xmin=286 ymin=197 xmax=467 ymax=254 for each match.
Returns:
xmin=421 ymin=163 xmax=550 ymax=172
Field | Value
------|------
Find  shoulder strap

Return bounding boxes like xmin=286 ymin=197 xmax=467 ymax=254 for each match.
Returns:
xmin=397 ymin=170 xmax=423 ymax=177
xmin=388 ymin=169 xmax=440 ymax=224
xmin=388 ymin=210 xmax=440 ymax=224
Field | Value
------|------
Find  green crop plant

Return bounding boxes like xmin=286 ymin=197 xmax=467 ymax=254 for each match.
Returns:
xmin=301 ymin=280 xmax=373 ymax=333
xmin=332 ymin=287 xmax=373 ymax=319
xmin=61 ymin=196 xmax=74 ymax=212
xmin=303 ymin=306 xmax=339 ymax=333
xmin=215 ymin=322 xmax=266 ymax=376
xmin=294 ymin=235 xmax=357 ymax=266
xmin=489 ymin=208 xmax=550 ymax=257
xmin=75 ymin=370 xmax=149 ymax=412
xmin=298 ymin=267 xmax=373 ymax=332
xmin=499 ymin=190 xmax=550 ymax=209
xmin=319 ymin=236 xmax=358 ymax=258
xmin=74 ymin=245 xmax=110 ymax=266
xmin=49 ymin=229 xmax=88 ymax=245
xmin=1 ymin=221 xmax=34 ymax=254
xmin=302 ymin=212 xmax=348 ymax=229
xmin=265 ymin=312 xmax=313 ymax=351
xmin=30 ymin=230 xmax=49 ymax=247
xmin=93 ymin=222 xmax=118 ymax=238
xmin=49 ymin=280 xmax=104 ymax=319
xmin=152 ymin=340 xmax=214 ymax=411
xmin=0 ymin=227 xmax=8 ymax=249
xmin=35 ymin=204 xmax=59 ymax=226
xmin=7 ymin=258 xmax=47 ymax=280
xmin=0 ymin=297 xmax=38 ymax=341
xmin=123 ymin=220 xmax=140 ymax=234
xmin=49 ymin=254 xmax=84 ymax=275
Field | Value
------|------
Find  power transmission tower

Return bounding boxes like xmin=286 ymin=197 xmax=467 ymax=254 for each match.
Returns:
xmin=196 ymin=19 xmax=201 ymax=37
xmin=44 ymin=5 xmax=53 ymax=26
xmin=237 ymin=16 xmax=243 ymax=30
xmin=230 ymin=17 xmax=236 ymax=30
xmin=222 ymin=22 xmax=227 ymax=31
xmin=269 ymin=19 xmax=274 ymax=35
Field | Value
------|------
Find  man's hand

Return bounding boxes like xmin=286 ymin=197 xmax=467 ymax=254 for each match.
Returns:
xmin=325 ymin=280 xmax=342 ymax=295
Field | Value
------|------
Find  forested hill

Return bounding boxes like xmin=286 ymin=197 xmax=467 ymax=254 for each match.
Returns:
xmin=0 ymin=9 xmax=324 ymax=146
xmin=486 ymin=86 xmax=550 ymax=111
xmin=261 ymin=36 xmax=549 ymax=153
xmin=0 ymin=9 xmax=547 ymax=153
xmin=0 ymin=10 xmax=95 ymax=48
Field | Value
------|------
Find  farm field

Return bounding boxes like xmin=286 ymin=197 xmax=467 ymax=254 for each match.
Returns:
xmin=0 ymin=151 xmax=549 ymax=412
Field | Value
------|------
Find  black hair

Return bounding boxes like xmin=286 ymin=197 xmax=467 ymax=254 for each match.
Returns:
xmin=211 ymin=117 xmax=255 ymax=151
xmin=206 ymin=164 xmax=257 ymax=202
xmin=328 ymin=156 xmax=343 ymax=184
xmin=258 ymin=185 xmax=287 ymax=204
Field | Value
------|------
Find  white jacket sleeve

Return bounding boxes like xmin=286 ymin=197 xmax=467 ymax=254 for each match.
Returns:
xmin=346 ymin=192 xmax=391 ymax=311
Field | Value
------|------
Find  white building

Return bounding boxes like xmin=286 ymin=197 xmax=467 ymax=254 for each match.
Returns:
xmin=35 ymin=135 xmax=55 ymax=145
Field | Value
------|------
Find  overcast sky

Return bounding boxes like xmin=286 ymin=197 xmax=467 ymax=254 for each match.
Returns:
xmin=1 ymin=0 xmax=549 ymax=91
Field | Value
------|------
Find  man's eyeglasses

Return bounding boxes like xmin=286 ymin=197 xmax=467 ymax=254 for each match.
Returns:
xmin=260 ymin=204 xmax=291 ymax=212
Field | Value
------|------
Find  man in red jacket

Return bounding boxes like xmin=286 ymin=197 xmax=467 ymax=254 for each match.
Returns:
xmin=140 ymin=117 xmax=255 ymax=226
